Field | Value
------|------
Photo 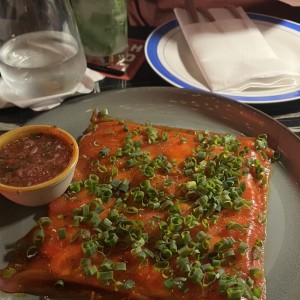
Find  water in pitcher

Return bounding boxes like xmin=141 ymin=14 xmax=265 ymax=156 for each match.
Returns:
xmin=0 ymin=31 xmax=86 ymax=98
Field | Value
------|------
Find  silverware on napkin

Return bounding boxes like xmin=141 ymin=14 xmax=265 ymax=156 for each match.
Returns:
xmin=174 ymin=4 xmax=300 ymax=92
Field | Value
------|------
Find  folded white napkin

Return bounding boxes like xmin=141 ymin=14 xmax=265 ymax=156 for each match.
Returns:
xmin=174 ymin=7 xmax=300 ymax=92
xmin=0 ymin=68 xmax=104 ymax=111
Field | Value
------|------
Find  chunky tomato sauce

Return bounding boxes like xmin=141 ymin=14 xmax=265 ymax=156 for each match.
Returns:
xmin=0 ymin=112 xmax=275 ymax=300
xmin=0 ymin=132 xmax=72 ymax=187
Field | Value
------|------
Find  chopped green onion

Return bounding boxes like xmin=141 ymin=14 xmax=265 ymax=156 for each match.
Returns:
xmin=164 ymin=277 xmax=176 ymax=289
xmin=118 ymin=179 xmax=130 ymax=193
xmin=99 ymin=108 xmax=108 ymax=116
xmin=81 ymin=241 xmax=97 ymax=256
xmin=33 ymin=228 xmax=45 ymax=245
xmin=98 ymin=147 xmax=110 ymax=157
xmin=100 ymin=258 xmax=114 ymax=271
xmin=26 ymin=245 xmax=38 ymax=258
xmin=98 ymin=270 xmax=114 ymax=281
xmin=38 ymin=217 xmax=52 ymax=227
xmin=53 ymin=279 xmax=64 ymax=289
xmin=69 ymin=181 xmax=81 ymax=193
xmin=57 ymin=227 xmax=67 ymax=240
xmin=251 ymin=245 xmax=262 ymax=260
xmin=252 ymin=285 xmax=262 ymax=298
xmin=80 ymin=258 xmax=91 ymax=267
xmin=70 ymin=229 xmax=82 ymax=243
xmin=2 ymin=267 xmax=16 ymax=278
xmin=114 ymin=262 xmax=127 ymax=271
xmin=226 ymin=221 xmax=245 ymax=231
xmin=227 ymin=285 xmax=245 ymax=300
xmin=250 ymin=268 xmax=263 ymax=279
xmin=255 ymin=134 xmax=268 ymax=150
xmin=181 ymin=137 xmax=187 ymax=144
xmin=123 ymin=279 xmax=135 ymax=290
xmin=84 ymin=264 xmax=98 ymax=276
xmin=104 ymin=232 xmax=119 ymax=247
xmin=238 ymin=242 xmax=248 ymax=255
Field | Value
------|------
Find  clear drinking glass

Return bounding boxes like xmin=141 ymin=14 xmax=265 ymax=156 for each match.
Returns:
xmin=71 ymin=0 xmax=128 ymax=67
xmin=0 ymin=0 xmax=87 ymax=98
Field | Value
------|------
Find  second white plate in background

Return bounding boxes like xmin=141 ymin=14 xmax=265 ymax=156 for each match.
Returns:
xmin=145 ymin=13 xmax=300 ymax=104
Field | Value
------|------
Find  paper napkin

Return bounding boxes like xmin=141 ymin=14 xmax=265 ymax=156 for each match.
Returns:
xmin=0 ymin=68 xmax=104 ymax=111
xmin=174 ymin=7 xmax=300 ymax=92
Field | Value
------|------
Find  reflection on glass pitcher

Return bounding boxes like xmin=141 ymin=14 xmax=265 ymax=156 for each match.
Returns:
xmin=0 ymin=0 xmax=87 ymax=98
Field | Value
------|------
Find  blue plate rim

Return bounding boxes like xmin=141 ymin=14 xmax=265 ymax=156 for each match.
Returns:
xmin=145 ymin=13 xmax=300 ymax=104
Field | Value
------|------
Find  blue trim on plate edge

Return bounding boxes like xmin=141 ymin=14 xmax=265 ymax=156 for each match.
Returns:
xmin=145 ymin=14 xmax=300 ymax=104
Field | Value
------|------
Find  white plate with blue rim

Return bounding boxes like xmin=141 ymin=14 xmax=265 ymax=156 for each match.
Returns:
xmin=145 ymin=13 xmax=300 ymax=104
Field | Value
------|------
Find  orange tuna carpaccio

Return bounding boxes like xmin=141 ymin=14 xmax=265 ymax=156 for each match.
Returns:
xmin=0 ymin=111 xmax=275 ymax=300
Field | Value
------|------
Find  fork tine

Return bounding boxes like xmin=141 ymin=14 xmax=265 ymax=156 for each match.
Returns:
xmin=185 ymin=0 xmax=199 ymax=23
xmin=225 ymin=5 xmax=243 ymax=19
xmin=198 ymin=7 xmax=216 ymax=22
xmin=225 ymin=5 xmax=250 ymax=28
xmin=185 ymin=0 xmax=216 ymax=23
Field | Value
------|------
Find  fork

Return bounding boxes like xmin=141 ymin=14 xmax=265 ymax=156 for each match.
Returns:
xmin=185 ymin=0 xmax=214 ymax=23
xmin=184 ymin=0 xmax=249 ymax=28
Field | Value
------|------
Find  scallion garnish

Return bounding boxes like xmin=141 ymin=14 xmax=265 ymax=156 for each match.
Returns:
xmin=33 ymin=228 xmax=45 ymax=245
xmin=35 ymin=114 xmax=274 ymax=298
xmin=123 ymin=279 xmax=135 ymax=290
xmin=250 ymin=268 xmax=263 ymax=279
xmin=81 ymin=241 xmax=97 ymax=256
xmin=57 ymin=227 xmax=67 ymax=240
xmin=2 ymin=267 xmax=16 ymax=278
xmin=37 ymin=216 xmax=52 ymax=227
xmin=53 ymin=279 xmax=64 ymax=289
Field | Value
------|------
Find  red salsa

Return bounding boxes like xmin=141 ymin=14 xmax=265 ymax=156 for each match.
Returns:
xmin=0 ymin=132 xmax=73 ymax=187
